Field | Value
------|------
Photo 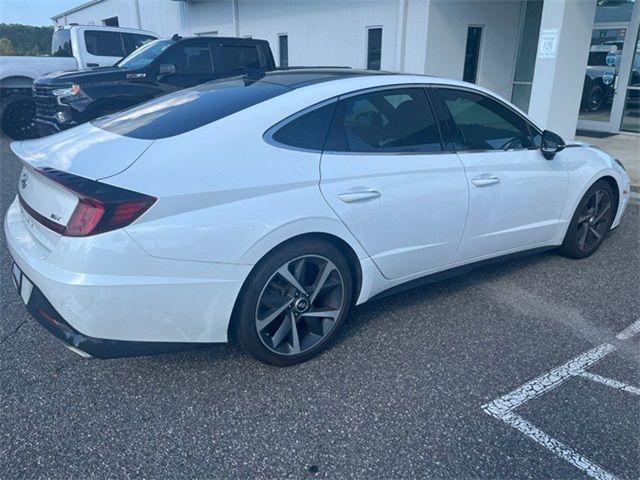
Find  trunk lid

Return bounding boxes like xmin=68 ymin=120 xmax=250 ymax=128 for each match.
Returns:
xmin=12 ymin=122 xmax=154 ymax=180
xmin=11 ymin=123 xmax=154 ymax=247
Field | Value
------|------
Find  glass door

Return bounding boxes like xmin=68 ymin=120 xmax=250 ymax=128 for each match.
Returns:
xmin=620 ymin=27 xmax=640 ymax=132
xmin=577 ymin=26 xmax=628 ymax=131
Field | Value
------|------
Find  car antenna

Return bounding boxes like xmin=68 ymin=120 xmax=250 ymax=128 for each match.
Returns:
xmin=171 ymin=34 xmax=182 ymax=41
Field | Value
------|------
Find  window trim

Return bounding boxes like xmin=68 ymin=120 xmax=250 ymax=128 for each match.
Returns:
xmin=429 ymin=84 xmax=542 ymax=154
xmin=263 ymin=98 xmax=339 ymax=153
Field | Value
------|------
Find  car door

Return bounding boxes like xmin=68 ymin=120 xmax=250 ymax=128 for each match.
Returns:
xmin=432 ymin=87 xmax=568 ymax=262
xmin=319 ymin=86 xmax=469 ymax=280
xmin=157 ymin=39 xmax=218 ymax=89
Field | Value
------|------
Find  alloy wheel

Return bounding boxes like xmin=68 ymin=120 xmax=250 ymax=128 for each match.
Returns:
xmin=255 ymin=255 xmax=345 ymax=356
xmin=575 ymin=188 xmax=612 ymax=252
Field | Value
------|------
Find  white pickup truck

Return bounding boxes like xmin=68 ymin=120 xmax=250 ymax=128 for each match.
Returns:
xmin=0 ymin=24 xmax=158 ymax=139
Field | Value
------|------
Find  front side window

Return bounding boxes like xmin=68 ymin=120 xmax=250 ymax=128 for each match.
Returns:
xmin=84 ymin=30 xmax=125 ymax=57
xmin=220 ymin=45 xmax=261 ymax=71
xmin=163 ymin=41 xmax=214 ymax=75
xmin=325 ymin=88 xmax=442 ymax=153
xmin=437 ymin=88 xmax=534 ymax=151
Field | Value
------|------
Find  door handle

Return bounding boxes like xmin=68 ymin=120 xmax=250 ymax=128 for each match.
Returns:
xmin=471 ymin=176 xmax=501 ymax=187
xmin=338 ymin=190 xmax=382 ymax=203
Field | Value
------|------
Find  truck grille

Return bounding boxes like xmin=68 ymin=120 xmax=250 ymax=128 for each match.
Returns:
xmin=33 ymin=86 xmax=58 ymax=118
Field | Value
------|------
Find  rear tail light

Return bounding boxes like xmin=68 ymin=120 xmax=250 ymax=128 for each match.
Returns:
xmin=29 ymin=167 xmax=156 ymax=237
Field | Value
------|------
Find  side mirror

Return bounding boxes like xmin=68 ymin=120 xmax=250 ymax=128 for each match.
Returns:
xmin=541 ymin=130 xmax=565 ymax=160
xmin=158 ymin=63 xmax=177 ymax=75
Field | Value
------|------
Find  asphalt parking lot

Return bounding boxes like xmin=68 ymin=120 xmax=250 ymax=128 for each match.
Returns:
xmin=1 ymin=133 xmax=638 ymax=479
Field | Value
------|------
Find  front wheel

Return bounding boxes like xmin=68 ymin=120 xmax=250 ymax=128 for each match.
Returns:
xmin=233 ymin=239 xmax=353 ymax=366
xmin=559 ymin=180 xmax=615 ymax=259
xmin=1 ymin=94 xmax=39 ymax=140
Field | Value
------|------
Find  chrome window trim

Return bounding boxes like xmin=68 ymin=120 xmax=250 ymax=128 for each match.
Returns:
xmin=264 ymin=81 xmax=543 ymax=157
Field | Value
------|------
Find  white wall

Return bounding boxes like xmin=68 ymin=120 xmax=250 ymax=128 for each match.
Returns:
xmin=423 ymin=0 xmax=523 ymax=99
xmin=54 ymin=0 xmax=523 ymax=97
xmin=54 ymin=0 xmax=183 ymax=36
xmin=185 ymin=0 xmax=401 ymax=70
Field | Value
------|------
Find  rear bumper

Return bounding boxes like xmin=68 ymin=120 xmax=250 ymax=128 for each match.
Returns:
xmin=5 ymin=197 xmax=253 ymax=352
xmin=20 ymin=276 xmax=206 ymax=358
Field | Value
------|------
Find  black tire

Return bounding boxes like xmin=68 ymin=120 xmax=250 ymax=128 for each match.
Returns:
xmin=559 ymin=180 xmax=615 ymax=259
xmin=1 ymin=94 xmax=39 ymax=140
xmin=585 ymin=84 xmax=604 ymax=112
xmin=232 ymin=238 xmax=353 ymax=366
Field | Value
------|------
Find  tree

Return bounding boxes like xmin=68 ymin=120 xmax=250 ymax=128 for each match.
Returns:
xmin=0 ymin=37 xmax=16 ymax=56
xmin=0 ymin=23 xmax=53 ymax=56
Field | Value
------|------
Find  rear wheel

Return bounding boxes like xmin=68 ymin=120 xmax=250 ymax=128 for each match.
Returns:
xmin=559 ymin=180 xmax=615 ymax=259
xmin=1 ymin=94 xmax=38 ymax=140
xmin=233 ymin=239 xmax=353 ymax=366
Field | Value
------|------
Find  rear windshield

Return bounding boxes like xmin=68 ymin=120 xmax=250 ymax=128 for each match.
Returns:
xmin=92 ymin=78 xmax=290 ymax=139
xmin=52 ymin=29 xmax=72 ymax=57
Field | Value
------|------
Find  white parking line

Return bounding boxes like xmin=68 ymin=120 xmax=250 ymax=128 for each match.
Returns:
xmin=482 ymin=319 xmax=640 ymax=480
xmin=579 ymin=372 xmax=640 ymax=396
xmin=616 ymin=318 xmax=640 ymax=340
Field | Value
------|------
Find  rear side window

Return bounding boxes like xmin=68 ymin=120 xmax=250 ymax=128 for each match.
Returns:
xmin=52 ymin=29 xmax=72 ymax=57
xmin=93 ymin=79 xmax=290 ymax=139
xmin=270 ymin=102 xmax=337 ymax=150
xmin=163 ymin=40 xmax=214 ymax=74
xmin=437 ymin=88 xmax=534 ymax=151
xmin=84 ymin=30 xmax=125 ymax=57
xmin=221 ymin=45 xmax=262 ymax=71
xmin=325 ymin=87 xmax=442 ymax=153
xmin=123 ymin=33 xmax=156 ymax=55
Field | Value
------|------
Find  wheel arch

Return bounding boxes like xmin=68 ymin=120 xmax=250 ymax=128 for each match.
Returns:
xmin=599 ymin=175 xmax=620 ymax=219
xmin=0 ymin=75 xmax=34 ymax=91
xmin=228 ymin=231 xmax=365 ymax=338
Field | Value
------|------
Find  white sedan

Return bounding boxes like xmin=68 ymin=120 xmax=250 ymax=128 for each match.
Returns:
xmin=5 ymin=70 xmax=631 ymax=365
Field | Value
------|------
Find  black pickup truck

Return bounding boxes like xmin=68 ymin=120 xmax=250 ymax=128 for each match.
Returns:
xmin=33 ymin=36 xmax=275 ymax=136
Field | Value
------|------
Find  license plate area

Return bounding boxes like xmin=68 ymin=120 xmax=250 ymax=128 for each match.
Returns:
xmin=11 ymin=262 xmax=33 ymax=304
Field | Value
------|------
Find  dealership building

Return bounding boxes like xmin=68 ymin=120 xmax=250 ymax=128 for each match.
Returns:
xmin=52 ymin=0 xmax=640 ymax=139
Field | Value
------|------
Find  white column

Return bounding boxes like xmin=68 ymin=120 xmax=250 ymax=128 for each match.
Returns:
xmin=528 ymin=0 xmax=597 ymax=140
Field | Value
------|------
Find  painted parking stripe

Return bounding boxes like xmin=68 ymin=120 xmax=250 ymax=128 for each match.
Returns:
xmin=498 ymin=411 xmax=619 ymax=480
xmin=616 ymin=318 xmax=640 ymax=340
xmin=482 ymin=319 xmax=640 ymax=480
xmin=482 ymin=343 xmax=615 ymax=417
xmin=579 ymin=372 xmax=640 ymax=396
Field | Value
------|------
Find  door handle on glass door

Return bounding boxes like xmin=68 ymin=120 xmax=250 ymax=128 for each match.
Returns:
xmin=471 ymin=176 xmax=501 ymax=187
xmin=338 ymin=190 xmax=382 ymax=203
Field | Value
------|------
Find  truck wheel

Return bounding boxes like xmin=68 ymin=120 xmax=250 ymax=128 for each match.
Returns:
xmin=1 ymin=94 xmax=39 ymax=140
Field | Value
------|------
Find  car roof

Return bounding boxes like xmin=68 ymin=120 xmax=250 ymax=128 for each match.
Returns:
xmin=257 ymin=68 xmax=393 ymax=88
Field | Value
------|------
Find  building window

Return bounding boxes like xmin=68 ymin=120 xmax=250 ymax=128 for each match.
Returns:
xmin=102 ymin=16 xmax=119 ymax=27
xmin=511 ymin=0 xmax=543 ymax=112
xmin=463 ymin=26 xmax=483 ymax=83
xmin=366 ymin=27 xmax=382 ymax=70
xmin=279 ymin=34 xmax=289 ymax=68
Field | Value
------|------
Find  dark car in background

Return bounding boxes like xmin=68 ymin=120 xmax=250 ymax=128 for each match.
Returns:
xmin=33 ymin=35 xmax=275 ymax=136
